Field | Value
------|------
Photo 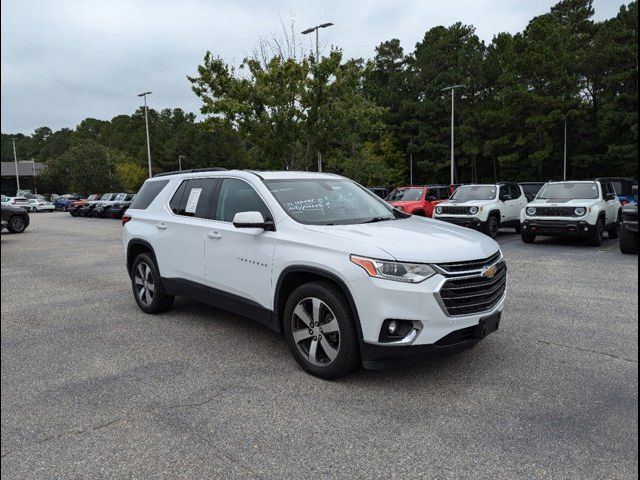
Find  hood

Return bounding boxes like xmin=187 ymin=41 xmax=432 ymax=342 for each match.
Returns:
xmin=389 ymin=200 xmax=421 ymax=207
xmin=529 ymin=198 xmax=600 ymax=207
xmin=439 ymin=199 xmax=496 ymax=207
xmin=303 ymin=216 xmax=499 ymax=264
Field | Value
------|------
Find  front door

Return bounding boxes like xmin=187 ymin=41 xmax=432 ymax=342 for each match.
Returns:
xmin=204 ymin=177 xmax=277 ymax=310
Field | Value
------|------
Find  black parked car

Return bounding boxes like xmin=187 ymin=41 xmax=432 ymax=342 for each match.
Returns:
xmin=106 ymin=193 xmax=136 ymax=219
xmin=519 ymin=182 xmax=546 ymax=202
xmin=1 ymin=204 xmax=30 ymax=233
xmin=367 ymin=186 xmax=390 ymax=199
xmin=619 ymin=185 xmax=638 ymax=254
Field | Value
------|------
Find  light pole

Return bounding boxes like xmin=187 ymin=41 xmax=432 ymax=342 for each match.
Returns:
xmin=442 ymin=85 xmax=464 ymax=185
xmin=302 ymin=22 xmax=334 ymax=173
xmin=178 ymin=155 xmax=186 ymax=171
xmin=138 ymin=91 xmax=153 ymax=178
xmin=12 ymin=138 xmax=20 ymax=193
xmin=563 ymin=116 xmax=568 ymax=181
xmin=408 ymin=137 xmax=415 ymax=186
xmin=31 ymin=158 xmax=37 ymax=195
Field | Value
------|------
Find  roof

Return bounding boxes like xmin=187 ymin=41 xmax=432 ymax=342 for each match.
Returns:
xmin=151 ymin=169 xmax=344 ymax=181
xmin=1 ymin=161 xmax=47 ymax=177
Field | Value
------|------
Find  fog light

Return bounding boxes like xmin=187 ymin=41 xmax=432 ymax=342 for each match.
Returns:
xmin=388 ymin=320 xmax=398 ymax=335
xmin=584 ymin=226 xmax=589 ymax=231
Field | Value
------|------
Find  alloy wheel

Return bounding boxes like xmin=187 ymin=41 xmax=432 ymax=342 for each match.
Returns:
xmin=10 ymin=217 xmax=25 ymax=232
xmin=134 ymin=262 xmax=155 ymax=306
xmin=291 ymin=297 xmax=341 ymax=366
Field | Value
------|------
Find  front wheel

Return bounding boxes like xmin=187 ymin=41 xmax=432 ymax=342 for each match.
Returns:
xmin=8 ymin=215 xmax=27 ymax=233
xmin=619 ymin=227 xmax=638 ymax=254
xmin=589 ymin=218 xmax=604 ymax=246
xmin=483 ymin=216 xmax=499 ymax=239
xmin=283 ymin=282 xmax=360 ymax=379
xmin=131 ymin=254 xmax=174 ymax=313
xmin=521 ymin=230 xmax=536 ymax=243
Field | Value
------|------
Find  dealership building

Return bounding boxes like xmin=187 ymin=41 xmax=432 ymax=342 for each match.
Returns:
xmin=1 ymin=161 xmax=47 ymax=196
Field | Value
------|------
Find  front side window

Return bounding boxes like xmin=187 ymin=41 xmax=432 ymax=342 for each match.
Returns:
xmin=387 ymin=188 xmax=423 ymax=202
xmin=450 ymin=186 xmax=498 ymax=201
xmin=264 ymin=179 xmax=399 ymax=225
xmin=537 ymin=182 xmax=599 ymax=200
xmin=215 ymin=178 xmax=271 ymax=222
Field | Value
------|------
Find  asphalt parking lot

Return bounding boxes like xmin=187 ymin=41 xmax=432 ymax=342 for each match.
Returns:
xmin=1 ymin=212 xmax=638 ymax=479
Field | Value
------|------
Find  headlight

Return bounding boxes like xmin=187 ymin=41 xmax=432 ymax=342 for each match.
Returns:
xmin=574 ymin=207 xmax=586 ymax=216
xmin=469 ymin=206 xmax=479 ymax=215
xmin=435 ymin=206 xmax=443 ymax=215
xmin=350 ymin=255 xmax=436 ymax=283
xmin=526 ymin=207 xmax=536 ymax=216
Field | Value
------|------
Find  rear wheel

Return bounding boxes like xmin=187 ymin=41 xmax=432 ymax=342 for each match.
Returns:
xmin=483 ymin=216 xmax=499 ymax=239
xmin=589 ymin=217 xmax=604 ymax=246
xmin=8 ymin=215 xmax=27 ymax=233
xmin=283 ymin=281 xmax=359 ymax=379
xmin=131 ymin=253 xmax=174 ymax=313
xmin=619 ymin=227 xmax=638 ymax=254
xmin=521 ymin=230 xmax=536 ymax=243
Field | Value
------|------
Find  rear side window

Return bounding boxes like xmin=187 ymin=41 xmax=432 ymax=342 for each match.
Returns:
xmin=129 ymin=180 xmax=169 ymax=210
xmin=170 ymin=178 xmax=218 ymax=218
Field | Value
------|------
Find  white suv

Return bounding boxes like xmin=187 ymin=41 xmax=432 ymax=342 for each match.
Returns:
xmin=122 ymin=169 xmax=507 ymax=378
xmin=432 ymin=183 xmax=528 ymax=238
xmin=520 ymin=180 xmax=621 ymax=246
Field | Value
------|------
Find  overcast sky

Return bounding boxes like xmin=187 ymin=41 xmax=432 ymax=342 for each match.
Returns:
xmin=1 ymin=0 xmax=626 ymax=134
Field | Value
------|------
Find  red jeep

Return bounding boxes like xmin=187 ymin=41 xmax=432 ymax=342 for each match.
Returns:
xmin=386 ymin=185 xmax=450 ymax=217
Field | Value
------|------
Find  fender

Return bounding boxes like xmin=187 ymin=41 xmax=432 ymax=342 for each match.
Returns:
xmin=274 ymin=265 xmax=364 ymax=341
xmin=126 ymin=238 xmax=156 ymax=277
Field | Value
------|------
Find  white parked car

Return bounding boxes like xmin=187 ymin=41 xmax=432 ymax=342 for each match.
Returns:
xmin=433 ymin=183 xmax=528 ymax=238
xmin=27 ymin=198 xmax=55 ymax=212
xmin=122 ymin=169 xmax=507 ymax=378
xmin=520 ymin=180 xmax=622 ymax=246
xmin=1 ymin=196 xmax=31 ymax=210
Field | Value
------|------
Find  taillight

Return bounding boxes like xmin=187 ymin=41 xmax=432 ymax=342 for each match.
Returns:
xmin=121 ymin=215 xmax=132 ymax=226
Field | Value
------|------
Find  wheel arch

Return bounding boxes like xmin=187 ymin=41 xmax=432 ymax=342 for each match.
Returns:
xmin=274 ymin=266 xmax=363 ymax=340
xmin=487 ymin=209 xmax=501 ymax=220
xmin=126 ymin=239 xmax=156 ymax=278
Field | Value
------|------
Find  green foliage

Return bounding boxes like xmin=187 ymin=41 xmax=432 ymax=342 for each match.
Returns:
xmin=2 ymin=0 xmax=637 ymax=192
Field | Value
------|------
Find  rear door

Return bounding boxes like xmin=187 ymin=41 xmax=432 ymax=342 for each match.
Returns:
xmin=203 ymin=177 xmax=276 ymax=309
xmin=603 ymin=182 xmax=618 ymax=224
xmin=152 ymin=177 xmax=218 ymax=283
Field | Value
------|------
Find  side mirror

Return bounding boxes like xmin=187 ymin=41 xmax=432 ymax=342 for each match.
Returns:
xmin=604 ymin=192 xmax=616 ymax=201
xmin=232 ymin=211 xmax=275 ymax=231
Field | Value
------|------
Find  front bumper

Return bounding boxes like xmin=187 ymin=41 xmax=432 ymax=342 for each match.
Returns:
xmin=522 ymin=219 xmax=595 ymax=237
xmin=360 ymin=312 xmax=500 ymax=369
xmin=435 ymin=216 xmax=485 ymax=230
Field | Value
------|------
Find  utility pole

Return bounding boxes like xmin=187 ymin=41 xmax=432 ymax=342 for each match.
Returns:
xmin=442 ymin=85 xmax=464 ymax=185
xmin=563 ymin=116 xmax=568 ymax=181
xmin=408 ymin=137 xmax=415 ymax=186
xmin=12 ymin=138 xmax=20 ymax=193
xmin=31 ymin=158 xmax=37 ymax=195
xmin=138 ymin=91 xmax=153 ymax=178
xmin=178 ymin=155 xmax=186 ymax=171
xmin=302 ymin=22 xmax=334 ymax=173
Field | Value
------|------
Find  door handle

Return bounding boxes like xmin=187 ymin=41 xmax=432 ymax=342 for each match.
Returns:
xmin=207 ymin=231 xmax=222 ymax=239
xmin=156 ymin=223 xmax=168 ymax=230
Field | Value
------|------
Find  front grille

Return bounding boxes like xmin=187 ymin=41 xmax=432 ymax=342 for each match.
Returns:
xmin=623 ymin=211 xmax=638 ymax=221
xmin=435 ymin=251 xmax=501 ymax=274
xmin=438 ymin=261 xmax=507 ymax=316
xmin=440 ymin=206 xmax=471 ymax=215
xmin=532 ymin=206 xmax=578 ymax=217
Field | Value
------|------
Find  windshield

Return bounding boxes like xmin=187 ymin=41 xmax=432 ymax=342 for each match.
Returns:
xmin=100 ymin=194 xmax=114 ymax=201
xmin=451 ymin=186 xmax=497 ymax=201
xmin=387 ymin=188 xmax=423 ymax=202
xmin=114 ymin=194 xmax=127 ymax=201
xmin=265 ymin=179 xmax=400 ymax=225
xmin=537 ymin=182 xmax=599 ymax=200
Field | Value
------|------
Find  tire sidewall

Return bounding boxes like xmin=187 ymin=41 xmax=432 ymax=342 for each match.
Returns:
xmin=283 ymin=282 xmax=359 ymax=379
xmin=131 ymin=253 xmax=173 ymax=314
xmin=8 ymin=215 xmax=26 ymax=233
xmin=485 ymin=216 xmax=499 ymax=238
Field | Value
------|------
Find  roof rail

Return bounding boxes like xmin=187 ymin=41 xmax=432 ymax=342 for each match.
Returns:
xmin=153 ymin=167 xmax=227 ymax=178
xmin=243 ymin=169 xmax=265 ymax=179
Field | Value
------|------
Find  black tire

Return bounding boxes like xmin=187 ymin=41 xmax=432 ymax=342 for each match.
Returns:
xmin=589 ymin=217 xmax=604 ymax=246
xmin=619 ymin=228 xmax=638 ymax=254
xmin=131 ymin=253 xmax=174 ymax=313
xmin=483 ymin=215 xmax=500 ymax=239
xmin=7 ymin=215 xmax=27 ymax=233
xmin=514 ymin=223 xmax=522 ymax=234
xmin=521 ymin=230 xmax=536 ymax=243
xmin=283 ymin=281 xmax=360 ymax=379
xmin=607 ymin=212 xmax=621 ymax=239
xmin=69 ymin=209 xmax=78 ymax=217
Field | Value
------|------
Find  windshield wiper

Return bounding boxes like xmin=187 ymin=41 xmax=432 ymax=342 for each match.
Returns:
xmin=360 ymin=216 xmax=395 ymax=224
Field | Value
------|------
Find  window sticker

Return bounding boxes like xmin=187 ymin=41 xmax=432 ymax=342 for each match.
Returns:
xmin=284 ymin=196 xmax=328 ymax=213
xmin=185 ymin=188 xmax=202 ymax=213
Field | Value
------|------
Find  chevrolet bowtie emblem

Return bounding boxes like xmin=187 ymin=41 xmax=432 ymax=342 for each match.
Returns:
xmin=481 ymin=265 xmax=497 ymax=279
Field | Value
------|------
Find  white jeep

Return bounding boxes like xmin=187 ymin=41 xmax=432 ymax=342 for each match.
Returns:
xmin=432 ymin=183 xmax=528 ymax=238
xmin=520 ymin=180 xmax=621 ymax=246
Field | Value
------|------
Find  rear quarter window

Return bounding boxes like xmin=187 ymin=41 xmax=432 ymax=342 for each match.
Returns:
xmin=129 ymin=180 xmax=169 ymax=210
